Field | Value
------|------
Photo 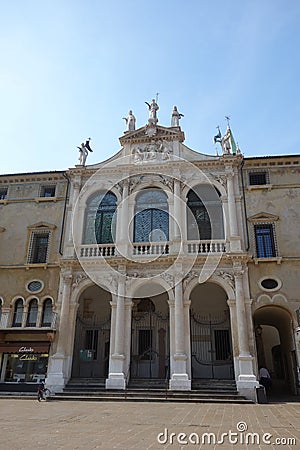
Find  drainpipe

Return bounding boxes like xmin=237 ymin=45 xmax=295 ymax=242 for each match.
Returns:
xmin=240 ymin=160 xmax=250 ymax=251
xmin=59 ymin=172 xmax=70 ymax=255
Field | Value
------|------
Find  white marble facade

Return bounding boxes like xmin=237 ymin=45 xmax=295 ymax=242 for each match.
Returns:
xmin=45 ymin=119 xmax=267 ymax=402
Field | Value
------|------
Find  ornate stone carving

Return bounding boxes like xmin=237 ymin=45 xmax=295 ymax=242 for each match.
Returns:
xmin=132 ymin=140 xmax=172 ymax=164
xmin=216 ymin=270 xmax=235 ymax=289
xmin=183 ymin=271 xmax=198 ymax=289
xmin=210 ymin=172 xmax=227 ymax=187
xmin=72 ymin=272 xmax=89 ymax=289
xmin=161 ymin=272 xmax=175 ymax=287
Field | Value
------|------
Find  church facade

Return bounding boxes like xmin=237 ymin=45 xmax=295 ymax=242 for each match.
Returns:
xmin=0 ymin=106 xmax=299 ymax=401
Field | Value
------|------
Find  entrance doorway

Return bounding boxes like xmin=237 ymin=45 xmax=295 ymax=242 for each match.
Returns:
xmin=254 ymin=305 xmax=298 ymax=395
xmin=71 ymin=285 xmax=111 ymax=379
xmin=190 ymin=282 xmax=233 ymax=380
xmin=131 ymin=294 xmax=169 ymax=380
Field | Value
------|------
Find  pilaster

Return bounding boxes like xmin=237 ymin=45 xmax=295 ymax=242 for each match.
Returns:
xmin=169 ymin=270 xmax=190 ymax=390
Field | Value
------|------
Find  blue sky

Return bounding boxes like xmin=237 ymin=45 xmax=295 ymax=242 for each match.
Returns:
xmin=1 ymin=0 xmax=300 ymax=174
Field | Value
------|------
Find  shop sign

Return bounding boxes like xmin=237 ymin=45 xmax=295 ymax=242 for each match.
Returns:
xmin=18 ymin=346 xmax=34 ymax=353
xmin=0 ymin=342 xmax=50 ymax=353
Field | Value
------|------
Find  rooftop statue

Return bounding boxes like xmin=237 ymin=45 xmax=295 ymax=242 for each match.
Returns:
xmin=123 ymin=110 xmax=136 ymax=131
xmin=77 ymin=138 xmax=93 ymax=166
xmin=171 ymin=106 xmax=184 ymax=127
xmin=145 ymin=98 xmax=159 ymax=124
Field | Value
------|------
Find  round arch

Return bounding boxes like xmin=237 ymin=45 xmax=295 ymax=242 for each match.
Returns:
xmin=184 ymin=275 xmax=235 ymax=303
xmin=253 ymin=304 xmax=298 ymax=396
xmin=71 ymin=283 xmax=113 ymax=380
xmin=182 ymin=179 xmax=226 ymax=200
xmin=10 ymin=296 xmax=25 ymax=307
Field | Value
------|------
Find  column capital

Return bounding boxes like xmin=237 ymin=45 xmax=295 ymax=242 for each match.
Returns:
xmin=61 ymin=271 xmax=73 ymax=284
xmin=227 ymin=299 xmax=236 ymax=308
xmin=234 ymin=269 xmax=244 ymax=279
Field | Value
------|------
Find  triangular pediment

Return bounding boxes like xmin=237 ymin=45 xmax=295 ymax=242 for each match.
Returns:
xmin=248 ymin=212 xmax=279 ymax=222
xmin=27 ymin=221 xmax=57 ymax=230
xmin=119 ymin=124 xmax=185 ymax=145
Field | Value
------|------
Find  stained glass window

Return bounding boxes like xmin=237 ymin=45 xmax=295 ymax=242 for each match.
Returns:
xmin=134 ymin=189 xmax=169 ymax=242
xmin=84 ymin=192 xmax=117 ymax=244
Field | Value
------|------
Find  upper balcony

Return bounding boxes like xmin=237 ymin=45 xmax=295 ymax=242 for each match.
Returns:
xmin=78 ymin=240 xmax=228 ymax=259
xmin=0 ymin=311 xmax=57 ymax=331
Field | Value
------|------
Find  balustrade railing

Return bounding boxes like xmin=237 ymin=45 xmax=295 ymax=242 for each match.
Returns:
xmin=0 ymin=312 xmax=57 ymax=330
xmin=132 ymin=242 xmax=169 ymax=256
xmin=187 ymin=240 xmax=227 ymax=254
xmin=77 ymin=240 xmax=227 ymax=259
xmin=79 ymin=244 xmax=116 ymax=258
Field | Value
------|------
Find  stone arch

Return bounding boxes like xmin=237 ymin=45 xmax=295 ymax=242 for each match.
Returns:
xmin=25 ymin=295 xmax=40 ymax=306
xmin=127 ymin=277 xmax=175 ymax=302
xmin=182 ymin=179 xmax=226 ymax=200
xmin=10 ymin=295 xmax=25 ymax=307
xmin=188 ymin=279 xmax=234 ymax=380
xmin=253 ymin=304 xmax=298 ymax=395
xmin=80 ymin=184 xmax=122 ymax=207
xmin=184 ymin=274 xmax=235 ymax=303
xmin=71 ymin=283 xmax=113 ymax=380
xmin=130 ymin=182 xmax=173 ymax=204
xmin=129 ymin=280 xmax=170 ymax=381
xmin=72 ymin=276 xmax=113 ymax=304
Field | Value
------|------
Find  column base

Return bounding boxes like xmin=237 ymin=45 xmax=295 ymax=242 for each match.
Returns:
xmin=45 ymin=353 xmax=68 ymax=393
xmin=169 ymin=374 xmax=191 ymax=391
xmin=237 ymin=378 xmax=259 ymax=402
xmin=106 ymin=373 xmax=126 ymax=390
xmin=229 ymin=236 xmax=242 ymax=252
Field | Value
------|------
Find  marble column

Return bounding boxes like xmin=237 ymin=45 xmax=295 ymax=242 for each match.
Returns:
xmin=117 ymin=180 xmax=129 ymax=257
xmin=173 ymin=179 xmax=181 ymax=240
xmin=234 ymin=268 xmax=258 ymax=401
xmin=169 ymin=272 xmax=190 ymax=390
xmin=226 ymin=168 xmax=241 ymax=252
xmin=184 ymin=299 xmax=192 ymax=379
xmin=106 ymin=277 xmax=126 ymax=389
xmin=65 ymin=179 xmax=81 ymax=258
xmin=46 ymin=270 xmax=72 ymax=392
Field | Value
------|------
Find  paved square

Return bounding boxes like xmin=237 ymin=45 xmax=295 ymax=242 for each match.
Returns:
xmin=0 ymin=399 xmax=299 ymax=449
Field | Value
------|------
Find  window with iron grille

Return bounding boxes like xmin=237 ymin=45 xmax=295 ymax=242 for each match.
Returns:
xmin=84 ymin=191 xmax=117 ymax=244
xmin=249 ymin=171 xmax=268 ymax=185
xmin=40 ymin=185 xmax=56 ymax=197
xmin=254 ymin=223 xmax=277 ymax=258
xmin=85 ymin=330 xmax=98 ymax=359
xmin=134 ymin=189 xmax=169 ymax=242
xmin=27 ymin=231 xmax=50 ymax=263
xmin=0 ymin=188 xmax=8 ymax=200
xmin=214 ymin=329 xmax=231 ymax=360
xmin=138 ymin=329 xmax=153 ymax=360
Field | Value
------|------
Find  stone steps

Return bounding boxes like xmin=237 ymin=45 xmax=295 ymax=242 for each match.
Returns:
xmin=58 ymin=378 xmax=251 ymax=403
xmin=50 ymin=390 xmax=252 ymax=404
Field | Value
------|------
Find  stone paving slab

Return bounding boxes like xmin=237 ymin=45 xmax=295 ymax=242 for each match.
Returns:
xmin=0 ymin=399 xmax=299 ymax=450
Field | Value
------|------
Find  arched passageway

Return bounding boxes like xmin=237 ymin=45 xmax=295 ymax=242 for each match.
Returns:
xmin=254 ymin=305 xmax=297 ymax=395
xmin=71 ymin=285 xmax=111 ymax=379
xmin=190 ymin=282 xmax=233 ymax=380
xmin=130 ymin=284 xmax=169 ymax=380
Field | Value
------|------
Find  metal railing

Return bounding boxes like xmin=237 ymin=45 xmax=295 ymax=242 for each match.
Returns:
xmin=0 ymin=312 xmax=57 ymax=330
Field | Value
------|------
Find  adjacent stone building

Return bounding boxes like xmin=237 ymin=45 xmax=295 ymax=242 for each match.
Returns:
xmin=0 ymin=107 xmax=299 ymax=401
